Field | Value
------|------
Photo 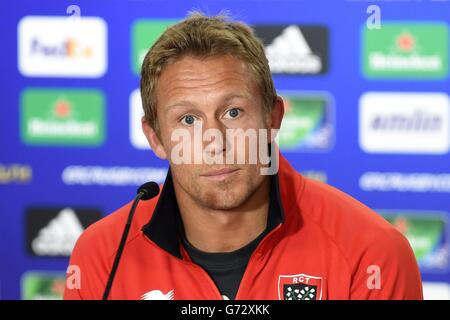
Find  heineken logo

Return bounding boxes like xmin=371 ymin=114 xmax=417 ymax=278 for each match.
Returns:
xmin=20 ymin=88 xmax=105 ymax=146
xmin=278 ymin=273 xmax=323 ymax=300
xmin=363 ymin=22 xmax=448 ymax=79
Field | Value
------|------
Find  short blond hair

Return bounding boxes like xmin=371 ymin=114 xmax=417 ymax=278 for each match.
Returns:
xmin=140 ymin=11 xmax=277 ymax=131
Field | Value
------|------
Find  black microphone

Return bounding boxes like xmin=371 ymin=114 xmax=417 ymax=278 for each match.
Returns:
xmin=102 ymin=181 xmax=160 ymax=300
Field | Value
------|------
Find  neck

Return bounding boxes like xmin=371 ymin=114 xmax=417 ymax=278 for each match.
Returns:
xmin=175 ymin=177 xmax=271 ymax=253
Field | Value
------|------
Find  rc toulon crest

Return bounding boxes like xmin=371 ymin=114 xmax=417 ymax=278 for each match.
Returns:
xmin=278 ymin=273 xmax=323 ymax=300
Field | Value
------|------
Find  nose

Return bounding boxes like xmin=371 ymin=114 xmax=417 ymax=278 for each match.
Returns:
xmin=201 ymin=117 xmax=229 ymax=160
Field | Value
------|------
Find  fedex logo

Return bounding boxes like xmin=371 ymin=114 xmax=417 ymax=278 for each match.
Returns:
xmin=18 ymin=16 xmax=107 ymax=77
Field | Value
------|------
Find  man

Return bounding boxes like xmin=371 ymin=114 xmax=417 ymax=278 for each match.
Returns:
xmin=64 ymin=12 xmax=423 ymax=300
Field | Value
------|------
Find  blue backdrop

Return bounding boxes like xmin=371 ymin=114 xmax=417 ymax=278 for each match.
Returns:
xmin=1 ymin=0 xmax=449 ymax=300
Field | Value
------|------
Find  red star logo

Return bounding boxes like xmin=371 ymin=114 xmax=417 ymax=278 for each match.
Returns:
xmin=396 ymin=32 xmax=415 ymax=52
xmin=54 ymin=100 xmax=71 ymax=118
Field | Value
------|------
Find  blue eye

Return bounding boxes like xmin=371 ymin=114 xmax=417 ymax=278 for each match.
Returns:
xmin=225 ymin=108 xmax=241 ymax=119
xmin=181 ymin=115 xmax=196 ymax=126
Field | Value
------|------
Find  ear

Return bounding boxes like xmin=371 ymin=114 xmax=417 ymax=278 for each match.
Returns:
xmin=142 ymin=117 xmax=168 ymax=160
xmin=268 ymin=96 xmax=284 ymax=142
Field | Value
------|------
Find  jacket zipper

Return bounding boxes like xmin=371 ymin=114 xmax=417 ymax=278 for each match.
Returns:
xmin=235 ymin=223 xmax=283 ymax=300
xmin=186 ymin=223 xmax=283 ymax=300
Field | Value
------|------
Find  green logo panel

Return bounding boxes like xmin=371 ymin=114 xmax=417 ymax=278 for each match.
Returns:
xmin=20 ymin=88 xmax=105 ymax=146
xmin=22 ymin=272 xmax=66 ymax=300
xmin=279 ymin=92 xmax=334 ymax=151
xmin=379 ymin=210 xmax=449 ymax=272
xmin=363 ymin=23 xmax=448 ymax=79
xmin=132 ymin=20 xmax=177 ymax=75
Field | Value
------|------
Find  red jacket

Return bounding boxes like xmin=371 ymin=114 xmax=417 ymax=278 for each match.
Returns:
xmin=64 ymin=155 xmax=423 ymax=300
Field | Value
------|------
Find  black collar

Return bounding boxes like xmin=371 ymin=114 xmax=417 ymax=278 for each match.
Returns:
xmin=142 ymin=169 xmax=285 ymax=259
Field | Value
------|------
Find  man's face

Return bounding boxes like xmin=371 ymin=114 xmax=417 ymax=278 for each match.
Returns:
xmin=145 ymin=55 xmax=278 ymax=210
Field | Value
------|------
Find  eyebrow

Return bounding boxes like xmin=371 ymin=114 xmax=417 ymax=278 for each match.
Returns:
xmin=165 ymin=100 xmax=196 ymax=112
xmin=165 ymin=93 xmax=251 ymax=112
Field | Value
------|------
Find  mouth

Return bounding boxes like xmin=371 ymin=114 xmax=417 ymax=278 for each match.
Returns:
xmin=200 ymin=168 xmax=240 ymax=181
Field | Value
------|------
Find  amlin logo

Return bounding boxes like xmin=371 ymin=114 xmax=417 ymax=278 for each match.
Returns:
xmin=278 ymin=92 xmax=334 ymax=152
xmin=359 ymin=92 xmax=450 ymax=154
xmin=362 ymin=22 xmax=448 ymax=79
xmin=18 ymin=16 xmax=107 ymax=77
xmin=20 ymin=88 xmax=105 ymax=146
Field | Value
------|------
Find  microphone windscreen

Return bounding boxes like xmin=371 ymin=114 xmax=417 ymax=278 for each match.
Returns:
xmin=137 ymin=181 xmax=160 ymax=200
